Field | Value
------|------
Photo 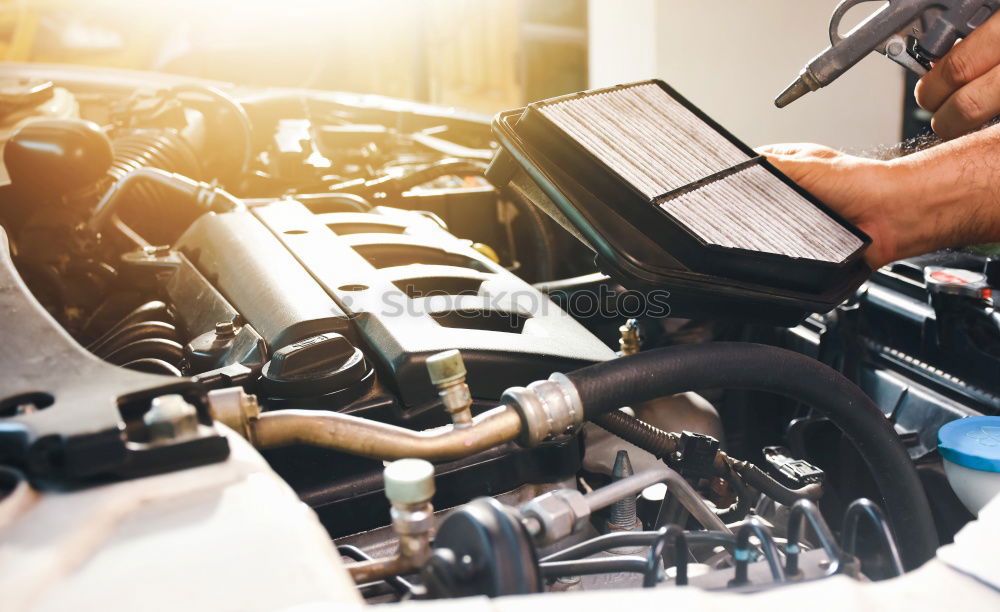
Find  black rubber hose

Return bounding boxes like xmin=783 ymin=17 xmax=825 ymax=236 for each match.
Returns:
xmin=89 ymin=321 xmax=178 ymax=356
xmin=170 ymin=83 xmax=253 ymax=184
xmin=82 ymin=299 xmax=173 ymax=344
xmin=565 ymin=342 xmax=937 ymax=571
xmin=103 ymin=338 xmax=184 ymax=367
xmin=120 ymin=358 xmax=182 ymax=377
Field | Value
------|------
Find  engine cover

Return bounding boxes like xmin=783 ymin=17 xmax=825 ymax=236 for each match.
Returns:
xmin=173 ymin=198 xmax=615 ymax=408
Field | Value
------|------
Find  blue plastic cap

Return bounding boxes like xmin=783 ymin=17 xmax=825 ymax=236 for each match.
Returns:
xmin=938 ymin=416 xmax=1000 ymax=473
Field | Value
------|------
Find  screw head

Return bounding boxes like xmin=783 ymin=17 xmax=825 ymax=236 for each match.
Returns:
xmin=426 ymin=349 xmax=466 ymax=386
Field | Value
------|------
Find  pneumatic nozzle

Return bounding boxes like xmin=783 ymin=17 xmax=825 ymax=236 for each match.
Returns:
xmin=774 ymin=76 xmax=812 ymax=108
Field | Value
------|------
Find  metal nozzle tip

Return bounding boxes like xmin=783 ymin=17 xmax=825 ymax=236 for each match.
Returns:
xmin=775 ymin=77 xmax=811 ymax=108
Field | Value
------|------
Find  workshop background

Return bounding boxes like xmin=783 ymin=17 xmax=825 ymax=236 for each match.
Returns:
xmin=0 ymin=0 xmax=912 ymax=151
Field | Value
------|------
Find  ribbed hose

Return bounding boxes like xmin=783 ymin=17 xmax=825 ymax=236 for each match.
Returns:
xmin=106 ymin=130 xmax=204 ymax=242
xmin=567 ymin=342 xmax=937 ymax=571
xmin=109 ymin=130 xmax=202 ymax=182
xmin=593 ymin=410 xmax=678 ymax=458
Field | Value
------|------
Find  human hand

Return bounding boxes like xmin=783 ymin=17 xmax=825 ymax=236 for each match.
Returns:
xmin=757 ymin=144 xmax=903 ymax=268
xmin=914 ymin=12 xmax=1000 ymax=140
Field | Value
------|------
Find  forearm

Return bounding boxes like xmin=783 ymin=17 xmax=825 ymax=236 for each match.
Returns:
xmin=885 ymin=124 xmax=1000 ymax=261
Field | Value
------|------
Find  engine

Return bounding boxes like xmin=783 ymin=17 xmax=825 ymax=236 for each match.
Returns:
xmin=0 ymin=65 xmax=994 ymax=606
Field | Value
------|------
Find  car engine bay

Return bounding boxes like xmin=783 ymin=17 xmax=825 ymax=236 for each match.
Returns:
xmin=0 ymin=64 xmax=997 ymax=608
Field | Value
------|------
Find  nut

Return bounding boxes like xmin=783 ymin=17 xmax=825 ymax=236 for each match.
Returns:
xmin=143 ymin=394 xmax=199 ymax=442
xmin=207 ymin=387 xmax=260 ymax=441
xmin=519 ymin=489 xmax=590 ymax=544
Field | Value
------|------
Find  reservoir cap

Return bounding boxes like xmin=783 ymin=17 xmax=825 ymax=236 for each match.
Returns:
xmin=938 ymin=416 xmax=1000 ymax=473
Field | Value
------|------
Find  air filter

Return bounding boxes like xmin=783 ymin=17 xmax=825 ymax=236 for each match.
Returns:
xmin=487 ymin=80 xmax=871 ymax=324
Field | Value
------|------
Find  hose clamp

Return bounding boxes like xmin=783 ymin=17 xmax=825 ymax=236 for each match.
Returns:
xmin=502 ymin=372 xmax=584 ymax=447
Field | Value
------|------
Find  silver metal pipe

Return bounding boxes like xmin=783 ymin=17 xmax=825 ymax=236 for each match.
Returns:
xmin=251 ymin=405 xmax=523 ymax=462
xmin=583 ymin=465 xmax=732 ymax=534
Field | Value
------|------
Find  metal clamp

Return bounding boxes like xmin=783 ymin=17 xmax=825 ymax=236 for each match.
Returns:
xmin=501 ymin=372 xmax=583 ymax=447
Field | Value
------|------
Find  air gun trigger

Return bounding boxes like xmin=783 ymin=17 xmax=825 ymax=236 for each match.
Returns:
xmin=879 ymin=31 xmax=929 ymax=76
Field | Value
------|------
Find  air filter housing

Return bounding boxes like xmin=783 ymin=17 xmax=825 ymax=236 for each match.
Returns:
xmin=487 ymin=80 xmax=871 ymax=325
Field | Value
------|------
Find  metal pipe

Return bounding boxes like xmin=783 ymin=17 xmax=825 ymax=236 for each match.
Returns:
xmin=731 ymin=518 xmax=785 ymax=586
xmin=841 ymin=498 xmax=904 ymax=577
xmin=251 ymin=405 xmax=523 ymax=462
xmin=347 ymin=555 xmax=419 ymax=584
xmin=644 ymin=525 xmax=689 ymax=587
xmin=785 ymin=500 xmax=843 ymax=577
xmin=338 ymin=545 xmax=415 ymax=596
xmin=539 ymin=556 xmax=648 ymax=578
xmin=541 ymin=530 xmax=737 ymax=563
xmin=582 ymin=465 xmax=732 ymax=534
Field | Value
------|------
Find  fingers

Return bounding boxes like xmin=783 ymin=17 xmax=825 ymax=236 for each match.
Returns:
xmin=915 ymin=12 xmax=1000 ymax=113
xmin=761 ymin=152 xmax=824 ymax=188
xmin=931 ymin=63 xmax=1000 ymax=139
xmin=755 ymin=143 xmax=842 ymax=159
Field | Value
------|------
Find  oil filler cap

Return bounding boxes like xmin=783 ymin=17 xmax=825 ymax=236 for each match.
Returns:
xmin=260 ymin=333 xmax=368 ymax=398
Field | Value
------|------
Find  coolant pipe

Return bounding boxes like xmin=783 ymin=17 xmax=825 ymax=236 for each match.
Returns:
xmin=88 ymin=166 xmax=243 ymax=234
xmin=251 ymin=405 xmax=523 ymax=462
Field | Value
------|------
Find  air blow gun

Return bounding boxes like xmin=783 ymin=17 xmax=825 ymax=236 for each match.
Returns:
xmin=776 ymin=0 xmax=1000 ymax=108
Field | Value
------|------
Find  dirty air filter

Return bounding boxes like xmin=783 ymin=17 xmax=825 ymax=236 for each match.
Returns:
xmin=486 ymin=80 xmax=871 ymax=325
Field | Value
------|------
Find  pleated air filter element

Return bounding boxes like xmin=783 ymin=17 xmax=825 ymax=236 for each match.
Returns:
xmin=487 ymin=80 xmax=872 ymax=324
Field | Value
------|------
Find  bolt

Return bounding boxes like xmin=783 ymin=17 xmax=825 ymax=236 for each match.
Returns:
xmin=426 ymin=349 xmax=473 ymax=426
xmin=619 ymin=319 xmax=640 ymax=356
xmin=608 ymin=450 xmax=640 ymax=531
xmin=551 ymin=574 xmax=583 ymax=592
xmin=214 ymin=320 xmax=236 ymax=340
xmin=143 ymin=394 xmax=199 ymax=442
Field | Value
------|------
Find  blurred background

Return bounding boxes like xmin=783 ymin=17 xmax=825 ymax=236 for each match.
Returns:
xmin=0 ymin=0 xmax=919 ymax=150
